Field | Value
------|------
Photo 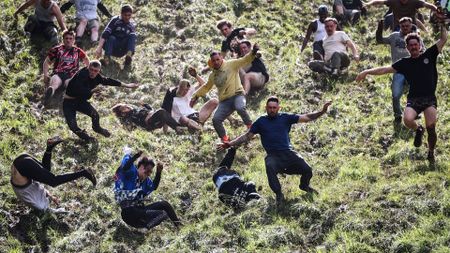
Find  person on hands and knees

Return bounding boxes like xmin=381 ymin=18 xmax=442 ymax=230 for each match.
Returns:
xmin=356 ymin=24 xmax=447 ymax=163
xmin=114 ymin=148 xmax=181 ymax=229
xmin=218 ymin=96 xmax=332 ymax=206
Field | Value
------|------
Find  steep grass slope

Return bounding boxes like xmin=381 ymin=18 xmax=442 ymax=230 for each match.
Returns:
xmin=1 ymin=0 xmax=449 ymax=252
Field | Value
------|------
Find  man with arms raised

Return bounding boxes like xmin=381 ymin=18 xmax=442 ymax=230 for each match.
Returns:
xmin=356 ymin=24 xmax=447 ymax=163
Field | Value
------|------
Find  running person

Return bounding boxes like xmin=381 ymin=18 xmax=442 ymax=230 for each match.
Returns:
xmin=114 ymin=149 xmax=181 ymax=229
xmin=190 ymin=45 xmax=261 ymax=142
xmin=43 ymin=30 xmax=89 ymax=104
xmin=112 ymin=103 xmax=182 ymax=133
xmin=213 ymin=147 xmax=261 ymax=209
xmin=11 ymin=136 xmax=96 ymax=211
xmin=356 ymin=24 xmax=447 ymax=162
xmin=219 ymin=97 xmax=332 ymax=205
xmin=60 ymin=0 xmax=112 ymax=47
xmin=63 ymin=60 xmax=139 ymax=140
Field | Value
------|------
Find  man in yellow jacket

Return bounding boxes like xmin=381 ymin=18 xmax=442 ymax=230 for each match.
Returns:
xmin=190 ymin=44 xmax=260 ymax=141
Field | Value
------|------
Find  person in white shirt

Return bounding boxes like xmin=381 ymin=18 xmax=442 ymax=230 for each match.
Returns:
xmin=308 ymin=17 xmax=359 ymax=75
xmin=162 ymin=67 xmax=218 ymax=132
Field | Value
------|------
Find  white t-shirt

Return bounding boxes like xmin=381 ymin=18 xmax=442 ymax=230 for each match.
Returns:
xmin=12 ymin=181 xmax=49 ymax=211
xmin=323 ymin=31 xmax=350 ymax=61
xmin=71 ymin=0 xmax=100 ymax=20
xmin=314 ymin=19 xmax=327 ymax=42
xmin=171 ymin=87 xmax=196 ymax=123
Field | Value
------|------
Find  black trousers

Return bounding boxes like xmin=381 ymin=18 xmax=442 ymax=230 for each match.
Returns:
xmin=13 ymin=147 xmax=87 ymax=187
xmin=63 ymin=99 xmax=101 ymax=135
xmin=147 ymin=109 xmax=179 ymax=131
xmin=121 ymin=200 xmax=180 ymax=229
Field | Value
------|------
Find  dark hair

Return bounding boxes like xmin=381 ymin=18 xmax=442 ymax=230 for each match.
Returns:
xmin=216 ymin=19 xmax=232 ymax=30
xmin=89 ymin=60 xmax=102 ymax=68
xmin=405 ymin=33 xmax=421 ymax=45
xmin=137 ymin=156 xmax=155 ymax=169
xmin=399 ymin=17 xmax=413 ymax=24
xmin=210 ymin=51 xmax=221 ymax=58
xmin=240 ymin=40 xmax=252 ymax=48
xmin=318 ymin=5 xmax=328 ymax=14
xmin=62 ymin=30 xmax=76 ymax=38
xmin=266 ymin=96 xmax=279 ymax=105
xmin=324 ymin=17 xmax=338 ymax=25
xmin=121 ymin=4 xmax=133 ymax=13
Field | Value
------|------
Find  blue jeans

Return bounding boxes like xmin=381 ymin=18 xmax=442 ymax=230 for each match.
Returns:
xmin=212 ymin=95 xmax=251 ymax=138
xmin=103 ymin=35 xmax=136 ymax=57
xmin=391 ymin=72 xmax=406 ymax=118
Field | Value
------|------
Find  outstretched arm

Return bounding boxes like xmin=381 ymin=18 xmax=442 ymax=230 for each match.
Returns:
xmin=436 ymin=24 xmax=448 ymax=53
xmin=52 ymin=4 xmax=67 ymax=31
xmin=422 ymin=1 xmax=437 ymax=12
xmin=218 ymin=131 xmax=255 ymax=150
xmin=298 ymin=101 xmax=332 ymax=123
xmin=364 ymin=0 xmax=387 ymax=8
xmin=355 ymin=66 xmax=396 ymax=82
xmin=59 ymin=1 xmax=73 ymax=13
xmin=152 ymin=162 xmax=163 ymax=190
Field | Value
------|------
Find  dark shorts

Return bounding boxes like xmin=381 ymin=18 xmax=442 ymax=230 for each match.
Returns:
xmin=187 ymin=112 xmax=200 ymax=123
xmin=406 ymin=96 xmax=437 ymax=114
xmin=55 ymin=72 xmax=71 ymax=85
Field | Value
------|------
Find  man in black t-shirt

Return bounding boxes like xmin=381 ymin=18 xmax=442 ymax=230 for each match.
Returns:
xmin=356 ymin=24 xmax=448 ymax=162
xmin=216 ymin=19 xmax=256 ymax=57
xmin=63 ymin=60 xmax=139 ymax=140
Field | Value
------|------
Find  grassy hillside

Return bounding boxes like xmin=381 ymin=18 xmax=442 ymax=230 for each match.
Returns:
xmin=1 ymin=0 xmax=449 ymax=252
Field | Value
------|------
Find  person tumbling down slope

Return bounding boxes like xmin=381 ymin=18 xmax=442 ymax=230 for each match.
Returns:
xmin=11 ymin=136 xmax=96 ymax=211
xmin=213 ymin=147 xmax=261 ymax=209
xmin=218 ymin=96 xmax=332 ymax=206
xmin=114 ymin=148 xmax=181 ymax=229
xmin=63 ymin=60 xmax=139 ymax=141
xmin=356 ymin=23 xmax=448 ymax=163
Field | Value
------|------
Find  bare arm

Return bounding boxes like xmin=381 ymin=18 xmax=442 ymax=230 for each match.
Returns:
xmin=52 ymin=4 xmax=66 ymax=31
xmin=298 ymin=101 xmax=331 ymax=123
xmin=436 ymin=24 xmax=448 ymax=53
xmin=229 ymin=131 xmax=255 ymax=147
xmin=301 ymin=22 xmax=315 ymax=52
xmin=95 ymin=38 xmax=106 ymax=58
xmin=14 ymin=0 xmax=35 ymax=18
xmin=188 ymin=67 xmax=205 ymax=89
xmin=422 ymin=1 xmax=437 ymax=12
xmin=244 ymin=28 xmax=257 ymax=36
xmin=355 ymin=66 xmax=396 ymax=82
xmin=346 ymin=39 xmax=359 ymax=61
xmin=82 ymin=55 xmax=90 ymax=67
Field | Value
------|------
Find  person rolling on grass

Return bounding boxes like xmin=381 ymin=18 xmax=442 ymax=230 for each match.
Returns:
xmin=356 ymin=23 xmax=448 ymax=163
xmin=11 ymin=136 xmax=97 ymax=211
xmin=218 ymin=96 xmax=332 ymax=206
xmin=114 ymin=148 xmax=181 ymax=229
xmin=213 ymin=147 xmax=261 ymax=210
xmin=63 ymin=60 xmax=139 ymax=141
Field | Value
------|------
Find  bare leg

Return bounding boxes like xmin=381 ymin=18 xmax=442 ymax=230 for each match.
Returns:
xmin=76 ymin=19 xmax=88 ymax=38
xmin=90 ymin=20 xmax=100 ymax=42
xmin=403 ymin=107 xmax=419 ymax=130
xmin=199 ymin=98 xmax=219 ymax=123
xmin=423 ymin=106 xmax=437 ymax=158
xmin=243 ymin=72 xmax=265 ymax=94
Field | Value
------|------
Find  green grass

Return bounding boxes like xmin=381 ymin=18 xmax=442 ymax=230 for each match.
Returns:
xmin=1 ymin=0 xmax=449 ymax=252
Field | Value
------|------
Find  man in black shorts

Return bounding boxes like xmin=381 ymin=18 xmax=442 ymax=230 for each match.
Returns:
xmin=356 ymin=23 xmax=447 ymax=162
xmin=63 ymin=60 xmax=139 ymax=140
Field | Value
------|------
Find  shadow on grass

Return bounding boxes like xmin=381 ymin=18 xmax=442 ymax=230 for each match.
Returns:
xmin=112 ymin=222 xmax=146 ymax=246
xmin=60 ymin=138 xmax=99 ymax=165
xmin=9 ymin=210 xmax=70 ymax=253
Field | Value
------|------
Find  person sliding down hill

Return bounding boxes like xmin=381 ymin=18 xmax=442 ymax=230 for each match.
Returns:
xmin=63 ymin=60 xmax=139 ymax=141
xmin=218 ymin=97 xmax=332 ymax=206
xmin=114 ymin=148 xmax=181 ymax=229
xmin=11 ymin=136 xmax=96 ymax=211
xmin=356 ymin=24 xmax=448 ymax=163
xmin=213 ymin=147 xmax=261 ymax=209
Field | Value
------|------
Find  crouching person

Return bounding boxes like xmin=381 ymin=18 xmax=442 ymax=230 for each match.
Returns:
xmin=213 ymin=147 xmax=260 ymax=209
xmin=114 ymin=149 xmax=181 ymax=229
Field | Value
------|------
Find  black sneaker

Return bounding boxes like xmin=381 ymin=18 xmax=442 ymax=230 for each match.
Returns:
xmin=124 ymin=55 xmax=132 ymax=66
xmin=93 ymin=127 xmax=111 ymax=137
xmin=276 ymin=193 xmax=285 ymax=207
xmin=83 ymin=167 xmax=97 ymax=187
xmin=300 ymin=185 xmax=319 ymax=194
xmin=43 ymin=87 xmax=54 ymax=105
xmin=248 ymin=192 xmax=261 ymax=200
xmin=414 ymin=125 xmax=424 ymax=147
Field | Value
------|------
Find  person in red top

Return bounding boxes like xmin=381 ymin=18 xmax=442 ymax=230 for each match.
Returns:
xmin=43 ymin=30 xmax=89 ymax=105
